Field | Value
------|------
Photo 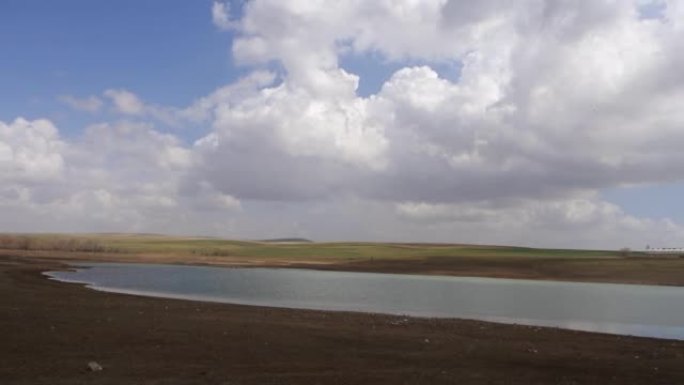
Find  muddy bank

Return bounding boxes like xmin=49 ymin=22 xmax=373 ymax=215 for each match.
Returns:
xmin=293 ymin=255 xmax=684 ymax=286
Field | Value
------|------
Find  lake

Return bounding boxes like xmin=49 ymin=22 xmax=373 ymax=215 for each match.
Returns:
xmin=46 ymin=263 xmax=684 ymax=340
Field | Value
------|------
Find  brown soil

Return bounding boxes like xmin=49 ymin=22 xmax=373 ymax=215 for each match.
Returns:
xmin=1 ymin=256 xmax=684 ymax=384
xmin=297 ymin=256 xmax=684 ymax=286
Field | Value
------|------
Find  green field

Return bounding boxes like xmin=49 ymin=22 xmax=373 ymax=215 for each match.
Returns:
xmin=0 ymin=232 xmax=621 ymax=261
xmin=7 ymin=233 xmax=684 ymax=286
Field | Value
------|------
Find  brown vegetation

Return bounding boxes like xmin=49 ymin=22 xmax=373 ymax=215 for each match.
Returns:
xmin=190 ymin=248 xmax=233 ymax=257
xmin=0 ymin=235 xmax=118 ymax=253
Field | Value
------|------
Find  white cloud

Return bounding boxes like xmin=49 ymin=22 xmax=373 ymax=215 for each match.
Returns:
xmin=396 ymin=198 xmax=630 ymax=228
xmin=210 ymin=0 xmax=684 ymax=196
xmin=0 ymin=118 xmax=65 ymax=182
xmin=394 ymin=197 xmax=684 ymax=249
xmin=102 ymin=89 xmax=179 ymax=125
xmin=185 ymin=0 xmax=684 ymax=245
xmin=104 ymin=89 xmax=145 ymax=115
xmin=0 ymin=118 xmax=240 ymax=235
xmin=212 ymin=1 xmax=238 ymax=30
xmin=180 ymin=70 xmax=277 ymax=122
xmin=4 ymin=1 xmax=684 ymax=248
xmin=59 ymin=95 xmax=103 ymax=113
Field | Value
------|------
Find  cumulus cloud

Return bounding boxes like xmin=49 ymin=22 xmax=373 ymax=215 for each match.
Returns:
xmin=4 ymin=0 xmax=684 ymax=247
xmin=0 ymin=118 xmax=239 ymax=234
xmin=186 ymin=0 xmax=684 ymax=245
xmin=0 ymin=118 xmax=65 ymax=182
xmin=190 ymin=1 xmax=684 ymax=205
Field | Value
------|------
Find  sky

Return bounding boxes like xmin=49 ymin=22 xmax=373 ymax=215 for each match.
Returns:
xmin=2 ymin=0 xmax=684 ymax=249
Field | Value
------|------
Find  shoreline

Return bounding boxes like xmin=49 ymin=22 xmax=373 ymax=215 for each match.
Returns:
xmin=44 ymin=260 xmax=684 ymax=342
xmin=7 ymin=248 xmax=684 ymax=287
xmin=2 ymin=255 xmax=684 ymax=384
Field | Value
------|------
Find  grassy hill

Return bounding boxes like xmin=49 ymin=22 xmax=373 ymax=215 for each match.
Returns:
xmin=5 ymin=233 xmax=684 ymax=285
xmin=0 ymin=232 xmax=617 ymax=261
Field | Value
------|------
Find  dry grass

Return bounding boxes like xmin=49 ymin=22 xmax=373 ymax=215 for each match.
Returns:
xmin=0 ymin=234 xmax=120 ymax=253
xmin=0 ymin=233 xmax=618 ymax=261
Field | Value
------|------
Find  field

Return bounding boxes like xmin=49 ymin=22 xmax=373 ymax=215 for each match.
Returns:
xmin=3 ymin=235 xmax=684 ymax=384
xmin=0 ymin=232 xmax=617 ymax=260
xmin=2 ymin=233 xmax=684 ymax=285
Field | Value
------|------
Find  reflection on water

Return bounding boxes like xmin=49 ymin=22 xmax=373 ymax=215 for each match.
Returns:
xmin=46 ymin=263 xmax=684 ymax=340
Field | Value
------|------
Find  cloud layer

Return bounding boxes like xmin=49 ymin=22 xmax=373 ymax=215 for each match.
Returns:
xmin=3 ymin=0 xmax=684 ymax=248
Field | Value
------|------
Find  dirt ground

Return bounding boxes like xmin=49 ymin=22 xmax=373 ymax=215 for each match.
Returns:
xmin=1 ymin=255 xmax=683 ymax=385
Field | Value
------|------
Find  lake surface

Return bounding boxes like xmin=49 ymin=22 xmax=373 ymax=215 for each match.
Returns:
xmin=46 ymin=263 xmax=684 ymax=340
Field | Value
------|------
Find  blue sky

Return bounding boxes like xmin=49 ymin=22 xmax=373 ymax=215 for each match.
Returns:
xmin=0 ymin=0 xmax=240 ymax=135
xmin=0 ymin=0 xmax=469 ymax=146
xmin=1 ymin=1 xmax=683 ymax=247
xmin=602 ymin=183 xmax=684 ymax=220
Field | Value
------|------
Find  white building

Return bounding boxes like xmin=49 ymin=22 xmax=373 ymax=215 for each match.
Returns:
xmin=646 ymin=247 xmax=684 ymax=257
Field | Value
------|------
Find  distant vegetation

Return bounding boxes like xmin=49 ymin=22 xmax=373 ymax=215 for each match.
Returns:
xmin=0 ymin=233 xmax=617 ymax=262
xmin=190 ymin=248 xmax=233 ymax=257
xmin=0 ymin=234 xmax=120 ymax=253
xmin=259 ymin=238 xmax=313 ymax=243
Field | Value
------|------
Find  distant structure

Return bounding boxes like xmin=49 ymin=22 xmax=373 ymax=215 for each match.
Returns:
xmin=646 ymin=247 xmax=684 ymax=257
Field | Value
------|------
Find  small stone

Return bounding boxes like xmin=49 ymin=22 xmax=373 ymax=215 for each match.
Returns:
xmin=87 ymin=361 xmax=103 ymax=372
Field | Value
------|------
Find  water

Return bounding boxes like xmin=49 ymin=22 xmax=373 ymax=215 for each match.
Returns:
xmin=45 ymin=263 xmax=684 ymax=340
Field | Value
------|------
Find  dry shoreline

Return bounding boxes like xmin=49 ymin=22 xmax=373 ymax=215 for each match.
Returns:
xmin=5 ymin=248 xmax=684 ymax=287
xmin=2 ymin=255 xmax=684 ymax=384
